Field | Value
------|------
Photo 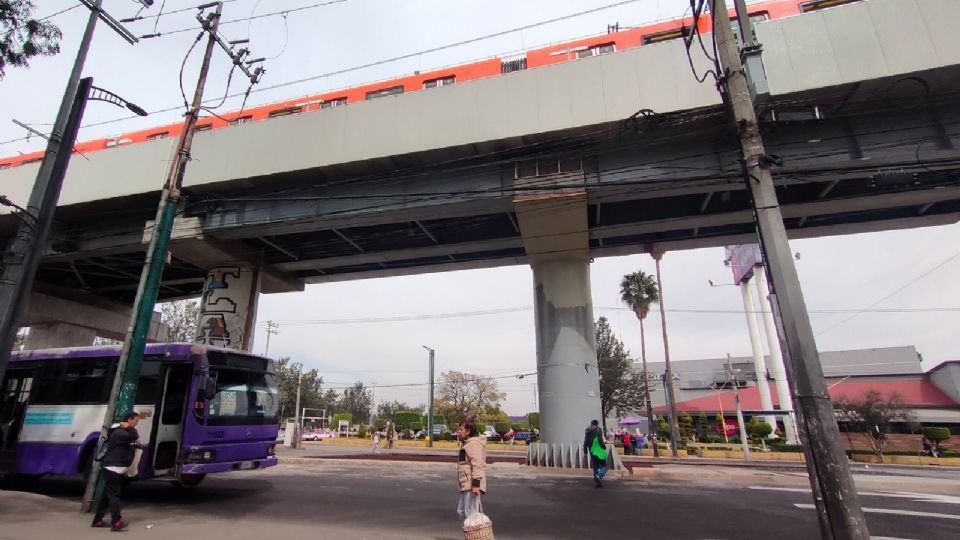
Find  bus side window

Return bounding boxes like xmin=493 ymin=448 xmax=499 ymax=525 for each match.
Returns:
xmin=135 ymin=358 xmax=161 ymax=404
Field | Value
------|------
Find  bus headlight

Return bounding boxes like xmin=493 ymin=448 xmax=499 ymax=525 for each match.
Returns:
xmin=187 ymin=449 xmax=215 ymax=462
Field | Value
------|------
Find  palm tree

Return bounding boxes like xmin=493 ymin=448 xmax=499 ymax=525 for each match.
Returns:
xmin=620 ymin=270 xmax=660 ymax=457
xmin=652 ymin=252 xmax=681 ymax=456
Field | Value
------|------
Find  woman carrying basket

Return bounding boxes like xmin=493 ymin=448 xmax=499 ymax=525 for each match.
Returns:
xmin=456 ymin=420 xmax=487 ymax=519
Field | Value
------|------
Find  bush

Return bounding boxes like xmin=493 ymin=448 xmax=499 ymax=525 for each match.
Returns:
xmin=358 ymin=425 xmax=367 ymax=439
xmin=749 ymin=421 xmax=773 ymax=440
xmin=922 ymin=427 xmax=952 ymax=444
xmin=373 ymin=419 xmax=387 ymax=431
xmin=772 ymin=444 xmax=804 ymax=453
xmin=527 ymin=413 xmax=540 ymax=430
xmin=394 ymin=411 xmax=420 ymax=430
xmin=409 ymin=422 xmax=422 ymax=433
xmin=494 ymin=422 xmax=511 ymax=435
xmin=510 ymin=423 xmax=522 ymax=431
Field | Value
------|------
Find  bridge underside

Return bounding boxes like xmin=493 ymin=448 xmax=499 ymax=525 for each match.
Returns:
xmin=2 ymin=71 xmax=959 ymax=305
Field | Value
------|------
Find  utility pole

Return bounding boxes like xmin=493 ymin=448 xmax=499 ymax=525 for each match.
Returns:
xmin=292 ymin=369 xmax=302 ymax=449
xmin=651 ymin=252 xmax=680 ymax=456
xmin=0 ymin=0 xmax=140 ymax=388
xmin=83 ymin=2 xmax=263 ymax=511
xmin=726 ymin=356 xmax=750 ymax=461
xmin=423 ymin=346 xmax=435 ymax=448
xmin=711 ymin=1 xmax=868 ymax=537
xmin=263 ymin=320 xmax=279 ymax=356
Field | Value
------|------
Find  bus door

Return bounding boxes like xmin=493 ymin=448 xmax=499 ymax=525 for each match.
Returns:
xmin=1 ymin=369 xmax=33 ymax=454
xmin=152 ymin=364 xmax=192 ymax=476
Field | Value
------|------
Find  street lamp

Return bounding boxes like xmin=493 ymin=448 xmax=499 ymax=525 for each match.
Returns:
xmin=423 ymin=346 xmax=435 ymax=448
xmin=0 ymin=77 xmax=146 ymax=387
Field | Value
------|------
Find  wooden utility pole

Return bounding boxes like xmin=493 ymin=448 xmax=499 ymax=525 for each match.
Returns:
xmin=710 ymin=1 xmax=869 ymax=538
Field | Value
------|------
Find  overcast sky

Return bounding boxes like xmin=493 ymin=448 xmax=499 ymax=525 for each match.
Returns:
xmin=2 ymin=1 xmax=958 ymax=415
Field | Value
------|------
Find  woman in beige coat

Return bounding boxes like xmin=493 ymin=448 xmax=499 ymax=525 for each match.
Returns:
xmin=456 ymin=420 xmax=487 ymax=518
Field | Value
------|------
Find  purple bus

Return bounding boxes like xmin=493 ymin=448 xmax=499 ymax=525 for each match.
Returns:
xmin=0 ymin=343 xmax=279 ymax=487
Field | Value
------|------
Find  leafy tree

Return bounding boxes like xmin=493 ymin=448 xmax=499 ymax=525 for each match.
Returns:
xmin=922 ymin=427 xmax=951 ymax=454
xmin=478 ymin=404 xmax=509 ymax=425
xmin=527 ymin=412 xmax=540 ymax=430
xmin=394 ymin=411 xmax=421 ymax=430
xmin=620 ymin=270 xmax=660 ymax=445
xmin=377 ymin=400 xmax=413 ymax=421
xmin=749 ymin=418 xmax=773 ymax=443
xmin=332 ymin=412 xmax=353 ymax=430
xmin=678 ymin=412 xmax=695 ymax=441
xmin=698 ymin=412 xmax=710 ymax=438
xmin=339 ymin=382 xmax=373 ymax=423
xmin=274 ymin=357 xmax=325 ymax=421
xmin=435 ymin=370 xmax=505 ymax=424
xmin=0 ymin=0 xmax=62 ymax=79
xmin=159 ymin=300 xmax=199 ymax=342
xmin=833 ymin=390 xmax=913 ymax=462
xmin=493 ymin=422 xmax=510 ymax=435
xmin=595 ymin=317 xmax=645 ymax=428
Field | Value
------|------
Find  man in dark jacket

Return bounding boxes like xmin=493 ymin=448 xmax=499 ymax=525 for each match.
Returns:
xmin=583 ymin=420 xmax=608 ymax=488
xmin=92 ymin=411 xmax=141 ymax=531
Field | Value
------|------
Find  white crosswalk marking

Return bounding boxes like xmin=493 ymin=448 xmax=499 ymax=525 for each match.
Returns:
xmin=748 ymin=486 xmax=960 ymax=505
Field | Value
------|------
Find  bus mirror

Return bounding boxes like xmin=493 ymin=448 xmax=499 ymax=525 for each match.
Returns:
xmin=204 ymin=376 xmax=217 ymax=400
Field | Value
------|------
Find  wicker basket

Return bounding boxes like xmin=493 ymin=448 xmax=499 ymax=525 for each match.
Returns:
xmin=463 ymin=521 xmax=495 ymax=540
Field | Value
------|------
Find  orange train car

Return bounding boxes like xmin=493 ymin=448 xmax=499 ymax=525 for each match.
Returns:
xmin=0 ymin=0 xmax=855 ymax=170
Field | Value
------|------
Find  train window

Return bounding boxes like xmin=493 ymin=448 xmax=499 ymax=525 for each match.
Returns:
xmin=268 ymin=106 xmax=303 ymax=118
xmin=194 ymin=123 xmax=213 ymax=132
xmin=105 ymin=138 xmax=132 ymax=148
xmin=576 ymin=43 xmax=616 ymax=59
xmin=501 ymin=56 xmax=527 ymax=74
xmin=320 ymin=97 xmax=348 ymax=109
xmin=229 ymin=115 xmax=253 ymax=126
xmin=423 ymin=76 xmax=455 ymax=89
xmin=799 ymin=0 xmax=860 ymax=12
xmin=641 ymin=26 xmax=691 ymax=45
xmin=147 ymin=132 xmax=169 ymax=141
xmin=365 ymin=85 xmax=404 ymax=100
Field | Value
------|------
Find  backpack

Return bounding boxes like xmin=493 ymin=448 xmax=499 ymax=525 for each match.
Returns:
xmin=94 ymin=435 xmax=110 ymax=462
xmin=589 ymin=430 xmax=608 ymax=461
xmin=93 ymin=427 xmax=116 ymax=462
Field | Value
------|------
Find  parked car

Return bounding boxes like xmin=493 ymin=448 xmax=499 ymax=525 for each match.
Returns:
xmin=301 ymin=429 xmax=331 ymax=441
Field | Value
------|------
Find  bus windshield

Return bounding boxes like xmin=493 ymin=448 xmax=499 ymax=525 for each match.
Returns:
xmin=208 ymin=365 xmax=278 ymax=426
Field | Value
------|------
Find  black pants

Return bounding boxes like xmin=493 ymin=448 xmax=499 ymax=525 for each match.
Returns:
xmin=94 ymin=469 xmax=127 ymax=523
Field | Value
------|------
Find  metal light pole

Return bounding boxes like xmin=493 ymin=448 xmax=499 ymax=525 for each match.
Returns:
xmin=0 ymin=0 xmax=103 ymax=385
xmin=712 ymin=1 xmax=868 ymax=537
xmin=423 ymin=346 xmax=435 ymax=448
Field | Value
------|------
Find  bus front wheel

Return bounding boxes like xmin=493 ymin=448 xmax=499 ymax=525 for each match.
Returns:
xmin=174 ymin=473 xmax=205 ymax=488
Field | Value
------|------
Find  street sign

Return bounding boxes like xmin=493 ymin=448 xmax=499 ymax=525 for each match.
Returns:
xmin=716 ymin=421 xmax=737 ymax=436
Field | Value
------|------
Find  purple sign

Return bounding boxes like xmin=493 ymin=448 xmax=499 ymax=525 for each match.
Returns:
xmin=725 ymin=244 xmax=762 ymax=284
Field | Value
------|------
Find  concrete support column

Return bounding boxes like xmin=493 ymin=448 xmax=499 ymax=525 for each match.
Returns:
xmin=194 ymin=266 xmax=261 ymax=351
xmin=754 ymin=265 xmax=799 ymax=444
xmin=740 ymin=278 xmax=775 ymax=428
xmin=23 ymin=322 xmax=96 ymax=349
xmin=532 ymin=258 xmax=602 ymax=445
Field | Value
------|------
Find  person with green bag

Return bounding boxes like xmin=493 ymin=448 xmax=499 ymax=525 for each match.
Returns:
xmin=583 ymin=419 xmax=608 ymax=488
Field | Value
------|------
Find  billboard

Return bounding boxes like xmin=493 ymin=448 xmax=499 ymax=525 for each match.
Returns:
xmin=725 ymin=244 xmax=763 ymax=285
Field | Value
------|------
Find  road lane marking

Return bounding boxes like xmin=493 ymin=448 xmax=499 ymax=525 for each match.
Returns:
xmin=794 ymin=504 xmax=960 ymax=521
xmin=749 ymin=486 xmax=960 ymax=505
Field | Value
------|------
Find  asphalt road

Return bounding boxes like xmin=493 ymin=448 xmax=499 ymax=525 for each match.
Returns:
xmin=3 ymin=461 xmax=959 ymax=539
